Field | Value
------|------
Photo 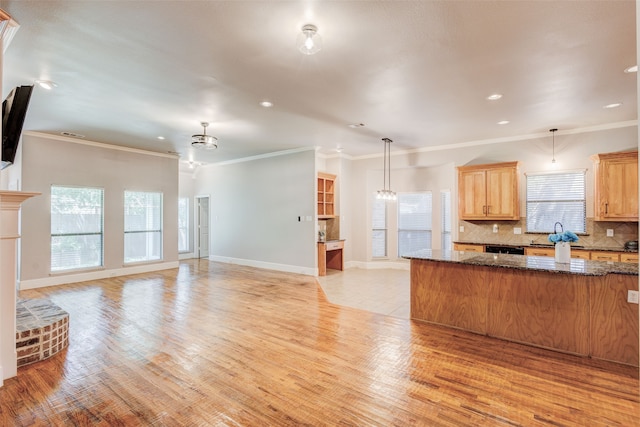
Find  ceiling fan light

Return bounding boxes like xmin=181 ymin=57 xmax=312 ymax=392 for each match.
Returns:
xmin=191 ymin=122 xmax=218 ymax=149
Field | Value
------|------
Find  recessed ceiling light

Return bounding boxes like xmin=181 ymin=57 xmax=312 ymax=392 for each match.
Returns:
xmin=487 ymin=94 xmax=502 ymax=101
xmin=35 ymin=79 xmax=57 ymax=90
xmin=348 ymin=123 xmax=365 ymax=128
xmin=497 ymin=120 xmax=510 ymax=125
xmin=157 ymin=136 xmax=165 ymax=140
xmin=260 ymin=101 xmax=273 ymax=108
xmin=624 ymin=65 xmax=638 ymax=73
xmin=603 ymin=102 xmax=622 ymax=109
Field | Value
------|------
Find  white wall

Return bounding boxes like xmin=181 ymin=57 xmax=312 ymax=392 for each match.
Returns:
xmin=19 ymin=132 xmax=179 ymax=288
xmin=346 ymin=124 xmax=638 ymax=264
xmin=193 ymin=148 xmax=317 ymax=275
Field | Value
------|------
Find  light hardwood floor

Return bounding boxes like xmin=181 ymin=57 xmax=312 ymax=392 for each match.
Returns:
xmin=0 ymin=259 xmax=638 ymax=426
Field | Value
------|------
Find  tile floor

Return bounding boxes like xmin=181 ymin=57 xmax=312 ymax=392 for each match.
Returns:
xmin=316 ymin=267 xmax=411 ymax=318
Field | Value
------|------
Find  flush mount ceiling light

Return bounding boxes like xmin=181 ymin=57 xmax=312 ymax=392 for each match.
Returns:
xmin=191 ymin=122 xmax=218 ymax=150
xmin=35 ymin=79 xmax=57 ymax=90
xmin=260 ymin=101 xmax=273 ymax=108
xmin=376 ymin=137 xmax=396 ymax=201
xmin=550 ymin=128 xmax=558 ymax=164
xmin=297 ymin=24 xmax=322 ymax=55
xmin=486 ymin=93 xmax=502 ymax=101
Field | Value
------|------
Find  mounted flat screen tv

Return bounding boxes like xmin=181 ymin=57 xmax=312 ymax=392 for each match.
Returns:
xmin=1 ymin=85 xmax=33 ymax=170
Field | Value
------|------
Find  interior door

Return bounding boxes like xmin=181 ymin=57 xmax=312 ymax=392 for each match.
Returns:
xmin=197 ymin=196 xmax=209 ymax=258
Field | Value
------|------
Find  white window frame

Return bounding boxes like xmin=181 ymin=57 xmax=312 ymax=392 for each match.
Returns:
xmin=525 ymin=170 xmax=586 ymax=233
xmin=178 ymin=197 xmax=190 ymax=253
xmin=441 ymin=190 xmax=452 ymax=251
xmin=371 ymin=195 xmax=387 ymax=258
xmin=50 ymin=185 xmax=104 ymax=272
xmin=124 ymin=191 xmax=163 ymax=263
xmin=397 ymin=192 xmax=432 ymax=257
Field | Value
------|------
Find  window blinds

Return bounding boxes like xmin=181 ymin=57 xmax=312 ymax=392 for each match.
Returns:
xmin=526 ymin=171 xmax=586 ymax=233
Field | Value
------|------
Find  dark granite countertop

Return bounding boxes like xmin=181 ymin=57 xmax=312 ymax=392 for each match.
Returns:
xmin=404 ymin=249 xmax=638 ymax=276
xmin=453 ymin=241 xmax=638 ymax=253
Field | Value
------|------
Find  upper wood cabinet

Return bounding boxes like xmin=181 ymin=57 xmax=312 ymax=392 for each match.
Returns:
xmin=591 ymin=151 xmax=638 ymax=221
xmin=457 ymin=161 xmax=520 ymax=220
xmin=317 ymin=172 xmax=336 ymax=219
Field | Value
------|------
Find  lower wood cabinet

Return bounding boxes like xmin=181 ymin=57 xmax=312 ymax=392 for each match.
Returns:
xmin=453 ymin=243 xmax=484 ymax=253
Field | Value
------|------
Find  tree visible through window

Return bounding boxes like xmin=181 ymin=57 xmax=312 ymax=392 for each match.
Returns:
xmin=372 ymin=196 xmax=387 ymax=257
xmin=50 ymin=186 xmax=104 ymax=271
xmin=124 ymin=191 xmax=163 ymax=263
xmin=526 ymin=171 xmax=586 ymax=233
xmin=398 ymin=192 xmax=432 ymax=256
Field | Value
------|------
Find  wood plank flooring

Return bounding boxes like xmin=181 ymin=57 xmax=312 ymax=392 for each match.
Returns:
xmin=0 ymin=259 xmax=638 ymax=426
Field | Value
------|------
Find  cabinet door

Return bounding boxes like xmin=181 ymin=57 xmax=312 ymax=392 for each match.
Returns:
xmin=590 ymin=252 xmax=620 ymax=262
xmin=600 ymin=158 xmax=638 ymax=220
xmin=572 ymin=250 xmax=590 ymax=260
xmin=620 ymin=253 xmax=638 ymax=263
xmin=458 ymin=170 xmax=487 ymax=219
xmin=525 ymin=247 xmax=555 ymax=257
xmin=453 ymin=243 xmax=484 ymax=252
xmin=486 ymin=167 xmax=519 ymax=219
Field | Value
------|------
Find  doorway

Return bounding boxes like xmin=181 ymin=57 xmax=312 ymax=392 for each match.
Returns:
xmin=196 ymin=196 xmax=210 ymax=259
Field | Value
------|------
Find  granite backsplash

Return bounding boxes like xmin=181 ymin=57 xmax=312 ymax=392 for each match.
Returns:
xmin=458 ymin=218 xmax=638 ymax=249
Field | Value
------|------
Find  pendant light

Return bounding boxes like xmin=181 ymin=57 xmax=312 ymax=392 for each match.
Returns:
xmin=191 ymin=122 xmax=218 ymax=150
xmin=376 ymin=137 xmax=396 ymax=201
xmin=550 ymin=128 xmax=558 ymax=164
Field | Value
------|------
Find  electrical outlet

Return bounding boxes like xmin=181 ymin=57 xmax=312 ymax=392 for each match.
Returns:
xmin=513 ymin=227 xmax=522 ymax=235
xmin=606 ymin=229 xmax=614 ymax=237
xmin=492 ymin=224 xmax=499 ymax=233
xmin=628 ymin=290 xmax=639 ymax=304
xmin=459 ymin=225 xmax=464 ymax=233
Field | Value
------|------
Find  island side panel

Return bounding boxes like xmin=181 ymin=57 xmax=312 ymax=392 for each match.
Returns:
xmin=590 ymin=274 xmax=639 ymax=366
xmin=487 ymin=268 xmax=590 ymax=356
xmin=410 ymin=259 xmax=487 ymax=334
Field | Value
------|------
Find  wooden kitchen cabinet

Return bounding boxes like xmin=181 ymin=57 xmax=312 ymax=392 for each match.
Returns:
xmin=457 ymin=162 xmax=520 ymax=220
xmin=453 ymin=243 xmax=485 ymax=253
xmin=620 ymin=253 xmax=638 ymax=263
xmin=317 ymin=172 xmax=336 ymax=219
xmin=590 ymin=251 xmax=620 ymax=262
xmin=592 ymin=151 xmax=638 ymax=221
xmin=525 ymin=247 xmax=590 ymax=260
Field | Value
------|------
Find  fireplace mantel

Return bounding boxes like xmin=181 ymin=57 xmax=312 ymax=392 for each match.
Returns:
xmin=0 ymin=190 xmax=39 ymax=386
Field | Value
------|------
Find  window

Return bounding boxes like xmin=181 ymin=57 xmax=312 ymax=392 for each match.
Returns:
xmin=178 ymin=197 xmax=189 ymax=253
xmin=526 ymin=171 xmax=586 ymax=233
xmin=124 ymin=191 xmax=163 ymax=263
xmin=50 ymin=186 xmax=104 ymax=272
xmin=398 ymin=192 xmax=432 ymax=256
xmin=372 ymin=196 xmax=387 ymax=257
xmin=441 ymin=190 xmax=452 ymax=251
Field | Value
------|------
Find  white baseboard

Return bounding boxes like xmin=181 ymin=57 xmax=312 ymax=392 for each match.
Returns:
xmin=210 ymin=255 xmax=317 ymax=276
xmin=19 ymin=261 xmax=180 ymax=290
xmin=179 ymin=252 xmax=195 ymax=260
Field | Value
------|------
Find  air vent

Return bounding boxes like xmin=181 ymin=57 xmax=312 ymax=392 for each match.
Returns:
xmin=60 ymin=131 xmax=85 ymax=138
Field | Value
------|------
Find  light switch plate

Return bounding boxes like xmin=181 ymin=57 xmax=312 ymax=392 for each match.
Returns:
xmin=459 ymin=226 xmax=464 ymax=233
xmin=513 ymin=227 xmax=522 ymax=235
xmin=606 ymin=229 xmax=614 ymax=237
xmin=628 ymin=290 xmax=639 ymax=304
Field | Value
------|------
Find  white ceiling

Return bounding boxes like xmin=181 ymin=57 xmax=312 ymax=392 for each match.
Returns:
xmin=1 ymin=1 xmax=637 ymax=168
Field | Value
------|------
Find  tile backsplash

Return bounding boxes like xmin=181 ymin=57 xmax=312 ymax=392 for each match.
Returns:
xmin=458 ymin=218 xmax=638 ymax=249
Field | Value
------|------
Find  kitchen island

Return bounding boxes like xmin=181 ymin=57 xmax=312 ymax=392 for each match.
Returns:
xmin=405 ymin=250 xmax=639 ymax=366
